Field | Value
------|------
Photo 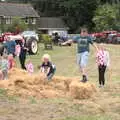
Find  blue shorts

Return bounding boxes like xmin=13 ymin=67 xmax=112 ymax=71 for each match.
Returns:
xmin=77 ymin=51 xmax=89 ymax=68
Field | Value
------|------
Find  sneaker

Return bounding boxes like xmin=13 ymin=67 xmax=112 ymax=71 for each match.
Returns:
xmin=80 ymin=79 xmax=87 ymax=83
xmin=99 ymin=85 xmax=104 ymax=88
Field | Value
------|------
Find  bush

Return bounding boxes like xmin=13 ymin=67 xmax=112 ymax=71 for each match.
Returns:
xmin=42 ymin=34 xmax=52 ymax=44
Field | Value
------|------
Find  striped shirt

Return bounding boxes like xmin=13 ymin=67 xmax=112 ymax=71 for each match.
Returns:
xmin=96 ymin=50 xmax=110 ymax=66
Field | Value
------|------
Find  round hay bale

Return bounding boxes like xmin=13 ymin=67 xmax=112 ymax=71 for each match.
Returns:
xmin=69 ymin=81 xmax=97 ymax=99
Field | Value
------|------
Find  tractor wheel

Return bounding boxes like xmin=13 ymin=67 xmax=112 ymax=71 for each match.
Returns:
xmin=27 ymin=37 xmax=38 ymax=54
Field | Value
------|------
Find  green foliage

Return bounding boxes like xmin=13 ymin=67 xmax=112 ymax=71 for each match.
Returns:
xmin=0 ymin=88 xmax=7 ymax=97
xmin=42 ymin=34 xmax=52 ymax=44
xmin=62 ymin=115 xmax=112 ymax=120
xmin=93 ymin=4 xmax=120 ymax=31
xmin=6 ymin=17 xmax=28 ymax=32
xmin=31 ymin=0 xmax=99 ymax=32
xmin=29 ymin=96 xmax=37 ymax=104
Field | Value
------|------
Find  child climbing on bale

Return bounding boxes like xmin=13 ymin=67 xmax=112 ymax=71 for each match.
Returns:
xmin=0 ymin=55 xmax=9 ymax=80
xmin=96 ymin=43 xmax=110 ymax=88
xmin=25 ymin=59 xmax=34 ymax=74
xmin=39 ymin=54 xmax=56 ymax=80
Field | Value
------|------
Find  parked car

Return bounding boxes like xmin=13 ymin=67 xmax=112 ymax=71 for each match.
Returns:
xmin=92 ymin=31 xmax=120 ymax=44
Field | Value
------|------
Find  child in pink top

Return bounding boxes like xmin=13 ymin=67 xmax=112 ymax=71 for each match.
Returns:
xmin=96 ymin=43 xmax=110 ymax=87
xmin=25 ymin=60 xmax=34 ymax=74
xmin=15 ymin=44 xmax=21 ymax=57
xmin=8 ymin=54 xmax=16 ymax=70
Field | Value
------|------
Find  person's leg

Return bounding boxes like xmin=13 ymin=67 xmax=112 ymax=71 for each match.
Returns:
xmin=98 ymin=65 xmax=102 ymax=86
xmin=0 ymin=71 xmax=3 ymax=80
xmin=2 ymin=70 xmax=8 ymax=80
xmin=102 ymin=65 xmax=106 ymax=86
xmin=80 ymin=51 xmax=89 ymax=82
xmin=47 ymin=73 xmax=54 ymax=80
xmin=19 ymin=55 xmax=26 ymax=70
xmin=77 ymin=54 xmax=83 ymax=80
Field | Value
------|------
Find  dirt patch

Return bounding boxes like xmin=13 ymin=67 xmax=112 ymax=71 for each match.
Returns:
xmin=0 ymin=68 xmax=97 ymax=99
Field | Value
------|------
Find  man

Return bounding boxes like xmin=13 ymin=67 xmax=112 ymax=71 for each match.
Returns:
xmin=4 ymin=37 xmax=16 ymax=57
xmin=18 ymin=40 xmax=28 ymax=70
xmin=62 ymin=28 xmax=98 ymax=82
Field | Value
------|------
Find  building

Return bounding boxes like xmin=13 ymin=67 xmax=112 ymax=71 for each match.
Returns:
xmin=38 ymin=17 xmax=69 ymax=36
xmin=0 ymin=2 xmax=39 ymax=25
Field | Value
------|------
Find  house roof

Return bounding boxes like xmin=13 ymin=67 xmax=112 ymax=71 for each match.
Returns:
xmin=38 ymin=17 xmax=68 ymax=30
xmin=0 ymin=3 xmax=39 ymax=18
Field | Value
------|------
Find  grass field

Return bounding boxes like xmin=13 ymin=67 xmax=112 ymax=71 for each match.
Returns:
xmin=0 ymin=43 xmax=120 ymax=120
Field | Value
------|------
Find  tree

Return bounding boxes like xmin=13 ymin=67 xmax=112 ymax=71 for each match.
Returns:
xmin=32 ymin=0 xmax=99 ymax=32
xmin=6 ymin=17 xmax=28 ymax=33
xmin=93 ymin=4 xmax=120 ymax=31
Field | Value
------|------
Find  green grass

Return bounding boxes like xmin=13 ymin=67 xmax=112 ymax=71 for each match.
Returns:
xmin=61 ymin=115 xmax=112 ymax=120
xmin=22 ymin=43 xmax=120 ymax=81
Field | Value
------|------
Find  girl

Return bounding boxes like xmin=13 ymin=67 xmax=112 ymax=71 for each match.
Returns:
xmin=1 ymin=55 xmax=9 ymax=80
xmin=39 ymin=54 xmax=56 ymax=80
xmin=25 ymin=59 xmax=34 ymax=74
xmin=0 ymin=56 xmax=3 ymax=80
xmin=96 ymin=43 xmax=110 ymax=87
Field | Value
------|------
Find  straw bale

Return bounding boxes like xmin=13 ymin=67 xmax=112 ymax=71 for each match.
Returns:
xmin=0 ymin=68 xmax=97 ymax=99
xmin=69 ymin=81 xmax=97 ymax=99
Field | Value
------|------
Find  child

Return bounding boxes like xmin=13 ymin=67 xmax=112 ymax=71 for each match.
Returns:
xmin=15 ymin=44 xmax=21 ymax=57
xmin=0 ymin=56 xmax=3 ymax=80
xmin=96 ymin=43 xmax=110 ymax=87
xmin=8 ymin=54 xmax=16 ymax=70
xmin=39 ymin=54 xmax=56 ymax=80
xmin=1 ymin=55 xmax=9 ymax=80
xmin=25 ymin=59 xmax=34 ymax=74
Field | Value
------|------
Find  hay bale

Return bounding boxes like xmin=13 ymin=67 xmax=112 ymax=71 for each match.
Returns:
xmin=69 ymin=81 xmax=97 ymax=99
xmin=0 ymin=68 xmax=97 ymax=99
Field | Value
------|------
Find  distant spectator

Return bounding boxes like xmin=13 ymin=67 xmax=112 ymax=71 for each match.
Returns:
xmin=53 ymin=32 xmax=60 ymax=45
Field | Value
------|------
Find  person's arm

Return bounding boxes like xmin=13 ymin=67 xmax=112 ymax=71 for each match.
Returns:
xmin=46 ymin=67 xmax=50 ymax=75
xmin=40 ymin=67 xmax=45 ymax=73
xmin=61 ymin=39 xmax=73 ymax=46
xmin=92 ymin=43 xmax=98 ymax=51
xmin=89 ymin=37 xmax=98 ymax=51
xmin=106 ymin=51 xmax=110 ymax=67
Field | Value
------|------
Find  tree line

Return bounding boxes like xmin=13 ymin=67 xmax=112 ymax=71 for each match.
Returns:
xmin=1 ymin=0 xmax=120 ymax=32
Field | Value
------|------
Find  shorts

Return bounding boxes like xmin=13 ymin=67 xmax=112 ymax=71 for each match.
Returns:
xmin=77 ymin=51 xmax=89 ymax=68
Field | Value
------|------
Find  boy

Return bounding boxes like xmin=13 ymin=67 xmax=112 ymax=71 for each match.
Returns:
xmin=62 ymin=28 xmax=98 ymax=82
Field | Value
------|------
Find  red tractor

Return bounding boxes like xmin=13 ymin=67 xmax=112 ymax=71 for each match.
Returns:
xmin=0 ymin=32 xmax=38 ymax=55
